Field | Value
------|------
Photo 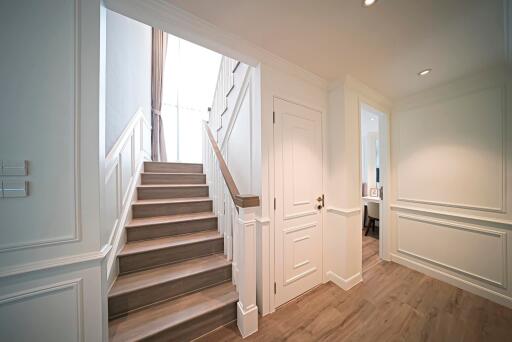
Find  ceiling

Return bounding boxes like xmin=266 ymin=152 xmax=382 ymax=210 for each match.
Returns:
xmin=164 ymin=0 xmax=505 ymax=100
xmin=361 ymin=104 xmax=381 ymax=134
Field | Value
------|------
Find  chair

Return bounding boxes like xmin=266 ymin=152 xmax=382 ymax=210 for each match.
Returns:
xmin=365 ymin=202 xmax=379 ymax=236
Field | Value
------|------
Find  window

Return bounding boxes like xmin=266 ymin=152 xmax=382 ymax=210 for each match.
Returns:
xmin=161 ymin=35 xmax=221 ymax=163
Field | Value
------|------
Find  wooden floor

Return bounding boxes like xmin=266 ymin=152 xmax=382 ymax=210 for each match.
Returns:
xmin=197 ymin=261 xmax=512 ymax=342
xmin=362 ymin=229 xmax=380 ymax=272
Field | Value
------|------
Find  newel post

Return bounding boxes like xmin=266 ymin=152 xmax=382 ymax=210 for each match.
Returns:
xmin=236 ymin=206 xmax=258 ymax=337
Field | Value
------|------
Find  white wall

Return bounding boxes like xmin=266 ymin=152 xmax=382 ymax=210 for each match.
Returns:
xmin=390 ymin=66 xmax=512 ymax=308
xmin=324 ymin=76 xmax=391 ymax=290
xmin=105 ymin=9 xmax=151 ymax=154
xmin=0 ymin=0 xmax=107 ymax=340
xmin=216 ymin=62 xmax=260 ymax=197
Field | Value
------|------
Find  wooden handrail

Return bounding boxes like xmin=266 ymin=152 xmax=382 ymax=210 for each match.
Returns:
xmin=204 ymin=122 xmax=260 ymax=208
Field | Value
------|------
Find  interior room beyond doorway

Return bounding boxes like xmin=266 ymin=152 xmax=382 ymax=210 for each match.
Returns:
xmin=361 ymin=104 xmax=383 ymax=272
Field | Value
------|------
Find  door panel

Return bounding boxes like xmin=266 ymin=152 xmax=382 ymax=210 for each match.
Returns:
xmin=274 ymin=98 xmax=323 ymax=307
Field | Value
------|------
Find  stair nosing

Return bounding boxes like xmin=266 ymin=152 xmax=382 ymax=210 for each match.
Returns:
xmin=119 ymin=232 xmax=223 ymax=257
xmin=109 ymin=282 xmax=237 ymax=341
xmin=126 ymin=212 xmax=217 ymax=228
xmin=109 ymin=254 xmax=231 ymax=298
xmin=138 ymin=184 xmax=208 ymax=189
xmin=145 ymin=161 xmax=203 ymax=166
xmin=142 ymin=172 xmax=205 ymax=175
xmin=133 ymin=197 xmax=212 ymax=206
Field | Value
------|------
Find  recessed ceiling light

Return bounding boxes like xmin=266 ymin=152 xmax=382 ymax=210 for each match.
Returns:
xmin=418 ymin=68 xmax=432 ymax=76
xmin=362 ymin=0 xmax=378 ymax=7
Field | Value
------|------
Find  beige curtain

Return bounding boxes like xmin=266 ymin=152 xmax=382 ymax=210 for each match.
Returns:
xmin=151 ymin=28 xmax=168 ymax=161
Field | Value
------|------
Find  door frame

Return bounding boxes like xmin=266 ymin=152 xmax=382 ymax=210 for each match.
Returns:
xmin=358 ymin=100 xmax=391 ymax=263
xmin=270 ymin=96 xmax=326 ymax=310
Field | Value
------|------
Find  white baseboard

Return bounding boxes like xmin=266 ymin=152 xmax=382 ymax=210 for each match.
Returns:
xmin=326 ymin=271 xmax=362 ymax=291
xmin=391 ymin=253 xmax=512 ymax=309
xmin=237 ymin=301 xmax=258 ymax=338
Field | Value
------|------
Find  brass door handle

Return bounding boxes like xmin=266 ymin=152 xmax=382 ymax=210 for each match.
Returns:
xmin=316 ymin=194 xmax=324 ymax=209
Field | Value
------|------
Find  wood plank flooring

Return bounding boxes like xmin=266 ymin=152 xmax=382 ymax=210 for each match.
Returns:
xmin=197 ymin=261 xmax=512 ymax=342
xmin=362 ymin=230 xmax=380 ymax=272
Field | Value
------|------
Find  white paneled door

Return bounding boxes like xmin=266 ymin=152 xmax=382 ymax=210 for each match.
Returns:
xmin=274 ymin=98 xmax=323 ymax=307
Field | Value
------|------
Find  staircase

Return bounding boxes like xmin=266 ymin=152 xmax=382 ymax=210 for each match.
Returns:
xmin=108 ymin=161 xmax=237 ymax=342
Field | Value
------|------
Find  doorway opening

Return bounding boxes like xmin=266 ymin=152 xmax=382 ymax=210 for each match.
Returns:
xmin=360 ymin=103 xmax=386 ymax=272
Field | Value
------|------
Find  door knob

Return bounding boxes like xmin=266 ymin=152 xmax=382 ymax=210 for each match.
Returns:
xmin=316 ymin=194 xmax=324 ymax=209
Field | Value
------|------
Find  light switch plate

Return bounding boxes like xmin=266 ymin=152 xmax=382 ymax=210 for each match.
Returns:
xmin=2 ymin=160 xmax=28 ymax=176
xmin=2 ymin=180 xmax=28 ymax=198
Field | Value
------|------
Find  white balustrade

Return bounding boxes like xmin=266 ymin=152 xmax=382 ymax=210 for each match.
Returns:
xmin=202 ymin=121 xmax=258 ymax=338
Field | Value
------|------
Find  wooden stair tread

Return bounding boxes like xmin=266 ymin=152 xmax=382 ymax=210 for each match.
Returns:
xmin=144 ymin=161 xmax=203 ymax=174
xmin=133 ymin=197 xmax=211 ymax=205
xmin=108 ymin=282 xmax=238 ymax=341
xmin=138 ymin=184 xmax=208 ymax=188
xmin=142 ymin=172 xmax=206 ymax=176
xmin=145 ymin=161 xmax=203 ymax=166
xmin=109 ymin=254 xmax=230 ymax=298
xmin=120 ymin=230 xmax=222 ymax=256
xmin=109 ymin=161 xmax=234 ymax=339
xmin=127 ymin=212 xmax=216 ymax=228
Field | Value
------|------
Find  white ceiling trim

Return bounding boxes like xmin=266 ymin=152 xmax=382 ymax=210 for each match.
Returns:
xmin=328 ymin=75 xmax=392 ymax=111
xmin=105 ymin=0 xmax=328 ymax=90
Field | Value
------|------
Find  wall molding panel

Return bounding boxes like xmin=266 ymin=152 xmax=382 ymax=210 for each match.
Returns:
xmin=390 ymin=68 xmax=511 ymax=308
xmin=395 ymin=84 xmax=507 ymax=213
xmin=0 ymin=279 xmax=84 ymax=341
xmin=396 ymin=214 xmax=507 ymax=289
xmin=326 ymin=206 xmax=361 ymax=217
xmin=391 ymin=204 xmax=512 ymax=228
xmin=0 ymin=245 xmax=111 ymax=279
xmin=0 ymin=0 xmax=82 ymax=253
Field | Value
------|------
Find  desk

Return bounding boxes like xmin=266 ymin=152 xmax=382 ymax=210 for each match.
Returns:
xmin=362 ymin=196 xmax=381 ymax=227
xmin=363 ymin=196 xmax=381 ymax=204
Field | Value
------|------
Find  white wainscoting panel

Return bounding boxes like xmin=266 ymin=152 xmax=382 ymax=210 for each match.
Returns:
xmin=103 ymin=110 xmax=148 ymax=248
xmin=0 ymin=279 xmax=83 ymax=341
xmin=120 ymin=136 xmax=134 ymax=206
xmin=0 ymin=0 xmax=80 ymax=253
xmin=397 ymin=214 xmax=507 ymax=288
xmin=103 ymin=164 xmax=120 ymax=245
xmin=396 ymin=86 xmax=505 ymax=212
xmin=103 ymin=110 xmax=150 ymax=286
